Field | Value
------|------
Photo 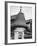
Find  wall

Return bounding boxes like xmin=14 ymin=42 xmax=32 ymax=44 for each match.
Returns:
xmin=0 ymin=0 xmax=37 ymax=46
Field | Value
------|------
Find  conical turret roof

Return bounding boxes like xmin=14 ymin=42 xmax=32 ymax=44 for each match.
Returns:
xmin=11 ymin=6 xmax=28 ymax=28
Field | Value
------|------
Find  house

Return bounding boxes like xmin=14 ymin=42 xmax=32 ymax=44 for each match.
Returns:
xmin=11 ymin=6 xmax=32 ymax=39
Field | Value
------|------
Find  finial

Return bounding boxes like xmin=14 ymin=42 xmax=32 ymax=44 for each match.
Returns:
xmin=20 ymin=6 xmax=22 ymax=12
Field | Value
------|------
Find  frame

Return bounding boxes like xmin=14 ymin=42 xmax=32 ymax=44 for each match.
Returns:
xmin=5 ymin=1 xmax=36 ymax=45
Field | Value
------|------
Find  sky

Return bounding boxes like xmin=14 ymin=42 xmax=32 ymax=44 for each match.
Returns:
xmin=10 ymin=6 xmax=32 ymax=20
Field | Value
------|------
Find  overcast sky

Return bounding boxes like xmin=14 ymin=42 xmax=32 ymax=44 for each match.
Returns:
xmin=10 ymin=6 xmax=32 ymax=20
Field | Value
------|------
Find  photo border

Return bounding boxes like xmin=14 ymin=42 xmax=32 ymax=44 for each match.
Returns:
xmin=5 ymin=1 xmax=36 ymax=45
